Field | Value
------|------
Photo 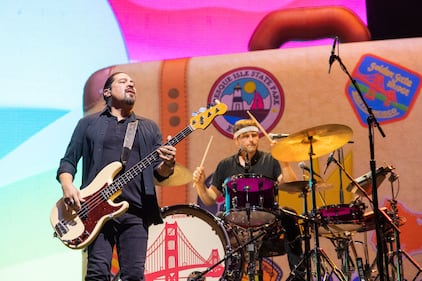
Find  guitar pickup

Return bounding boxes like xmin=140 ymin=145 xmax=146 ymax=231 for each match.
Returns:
xmin=54 ymin=220 xmax=69 ymax=237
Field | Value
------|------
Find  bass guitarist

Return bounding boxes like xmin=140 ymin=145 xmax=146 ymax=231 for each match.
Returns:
xmin=56 ymin=72 xmax=176 ymax=281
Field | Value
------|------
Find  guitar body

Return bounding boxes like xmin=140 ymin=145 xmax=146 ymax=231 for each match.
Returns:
xmin=50 ymin=162 xmax=129 ymax=249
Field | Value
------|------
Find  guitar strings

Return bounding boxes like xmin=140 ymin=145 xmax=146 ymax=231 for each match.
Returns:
xmin=58 ymin=126 xmax=194 ymax=237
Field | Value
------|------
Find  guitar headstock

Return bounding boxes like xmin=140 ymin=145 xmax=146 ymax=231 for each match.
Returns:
xmin=190 ymin=101 xmax=227 ymax=130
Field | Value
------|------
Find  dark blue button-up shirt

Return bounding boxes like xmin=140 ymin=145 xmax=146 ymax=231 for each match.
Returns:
xmin=57 ymin=107 xmax=165 ymax=224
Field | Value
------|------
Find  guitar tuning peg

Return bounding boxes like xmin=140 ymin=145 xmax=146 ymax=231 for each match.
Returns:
xmin=192 ymin=107 xmax=207 ymax=116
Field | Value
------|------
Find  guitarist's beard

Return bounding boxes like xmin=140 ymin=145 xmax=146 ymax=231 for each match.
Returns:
xmin=124 ymin=95 xmax=135 ymax=105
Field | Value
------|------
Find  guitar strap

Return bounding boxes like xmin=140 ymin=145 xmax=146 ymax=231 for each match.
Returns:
xmin=120 ymin=120 xmax=138 ymax=168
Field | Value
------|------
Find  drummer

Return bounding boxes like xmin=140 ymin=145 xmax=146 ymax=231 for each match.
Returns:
xmin=192 ymin=119 xmax=304 ymax=276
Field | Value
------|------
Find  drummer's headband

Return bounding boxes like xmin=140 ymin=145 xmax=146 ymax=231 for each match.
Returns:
xmin=233 ymin=126 xmax=259 ymax=138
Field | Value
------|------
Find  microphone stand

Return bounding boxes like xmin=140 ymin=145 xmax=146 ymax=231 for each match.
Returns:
xmin=331 ymin=54 xmax=388 ymax=281
xmin=244 ymin=150 xmax=250 ymax=174
xmin=337 ymin=148 xmax=345 ymax=204
xmin=242 ymin=149 xmax=256 ymax=281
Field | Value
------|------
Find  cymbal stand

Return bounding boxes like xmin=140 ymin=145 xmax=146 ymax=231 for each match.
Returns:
xmin=385 ymin=170 xmax=422 ymax=281
xmin=329 ymin=235 xmax=355 ymax=281
xmin=307 ymin=136 xmax=322 ymax=280
xmin=336 ymin=148 xmax=345 ymax=204
xmin=289 ymin=186 xmax=312 ymax=281
xmin=246 ymin=203 xmax=257 ymax=281
xmin=308 ymin=136 xmax=348 ymax=281
xmin=287 ymin=137 xmax=346 ymax=281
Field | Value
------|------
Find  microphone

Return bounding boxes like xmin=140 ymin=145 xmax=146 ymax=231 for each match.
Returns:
xmin=323 ymin=152 xmax=335 ymax=174
xmin=269 ymin=133 xmax=289 ymax=139
xmin=328 ymin=36 xmax=338 ymax=74
xmin=244 ymin=150 xmax=250 ymax=173
xmin=298 ymin=162 xmax=322 ymax=178
xmin=239 ymin=148 xmax=250 ymax=173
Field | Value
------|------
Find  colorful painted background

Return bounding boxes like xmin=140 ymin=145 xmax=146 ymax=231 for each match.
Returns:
xmin=1 ymin=1 xmax=421 ymax=281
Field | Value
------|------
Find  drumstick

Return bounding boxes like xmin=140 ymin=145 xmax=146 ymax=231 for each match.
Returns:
xmin=199 ymin=136 xmax=213 ymax=167
xmin=246 ymin=110 xmax=273 ymax=143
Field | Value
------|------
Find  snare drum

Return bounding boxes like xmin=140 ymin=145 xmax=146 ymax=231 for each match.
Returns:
xmin=223 ymin=173 xmax=277 ymax=228
xmin=318 ymin=203 xmax=364 ymax=236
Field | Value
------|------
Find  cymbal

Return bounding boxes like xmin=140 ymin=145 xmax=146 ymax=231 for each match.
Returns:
xmin=154 ymin=163 xmax=192 ymax=186
xmin=271 ymin=124 xmax=353 ymax=162
xmin=279 ymin=180 xmax=333 ymax=194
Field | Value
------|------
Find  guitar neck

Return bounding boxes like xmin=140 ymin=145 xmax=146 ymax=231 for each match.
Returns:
xmin=107 ymin=125 xmax=194 ymax=194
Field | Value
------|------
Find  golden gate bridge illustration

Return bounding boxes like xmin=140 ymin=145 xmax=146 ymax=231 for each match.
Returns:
xmin=144 ymin=205 xmax=242 ymax=281
xmin=145 ymin=220 xmax=225 ymax=280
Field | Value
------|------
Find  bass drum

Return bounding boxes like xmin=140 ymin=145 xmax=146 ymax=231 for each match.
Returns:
xmin=146 ymin=204 xmax=244 ymax=281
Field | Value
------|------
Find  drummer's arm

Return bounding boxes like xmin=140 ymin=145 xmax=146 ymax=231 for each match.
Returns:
xmin=279 ymin=161 xmax=298 ymax=183
xmin=192 ymin=166 xmax=221 ymax=206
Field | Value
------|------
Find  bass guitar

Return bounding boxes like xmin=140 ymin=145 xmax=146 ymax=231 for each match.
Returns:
xmin=50 ymin=101 xmax=227 ymax=249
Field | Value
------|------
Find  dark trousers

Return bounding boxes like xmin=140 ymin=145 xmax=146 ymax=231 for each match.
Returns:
xmin=259 ymin=206 xmax=304 ymax=273
xmin=279 ymin=208 xmax=303 ymax=271
xmin=85 ymin=212 xmax=148 ymax=281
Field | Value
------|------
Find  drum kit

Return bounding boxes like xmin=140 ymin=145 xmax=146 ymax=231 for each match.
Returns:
xmin=144 ymin=123 xmax=417 ymax=281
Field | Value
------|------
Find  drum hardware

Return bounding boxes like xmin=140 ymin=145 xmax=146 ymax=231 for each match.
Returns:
xmin=272 ymin=124 xmax=352 ymax=281
xmin=333 ymin=148 xmax=346 ymax=204
xmin=191 ymin=227 xmax=267 ymax=281
xmin=327 ymin=154 xmax=400 ymax=280
xmin=324 ymin=154 xmax=401 ymax=235
xmin=285 ymin=184 xmax=347 ymax=281
xmin=382 ymin=170 xmax=422 ymax=281
xmin=326 ymin=231 xmax=370 ymax=281
xmin=346 ymin=165 xmax=393 ymax=197
xmin=206 ymin=223 xmax=271 ymax=281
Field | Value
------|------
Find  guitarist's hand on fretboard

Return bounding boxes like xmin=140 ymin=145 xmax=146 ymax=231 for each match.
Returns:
xmin=157 ymin=139 xmax=177 ymax=178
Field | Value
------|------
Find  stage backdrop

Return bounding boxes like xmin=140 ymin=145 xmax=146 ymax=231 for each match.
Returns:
xmin=84 ymin=37 xmax=422 ymax=281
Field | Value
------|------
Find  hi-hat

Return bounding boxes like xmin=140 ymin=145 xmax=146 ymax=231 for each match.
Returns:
xmin=279 ymin=180 xmax=333 ymax=194
xmin=154 ymin=163 xmax=193 ymax=186
xmin=271 ymin=124 xmax=353 ymax=162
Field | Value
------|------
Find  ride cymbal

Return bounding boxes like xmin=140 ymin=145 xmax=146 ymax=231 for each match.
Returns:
xmin=154 ymin=163 xmax=193 ymax=186
xmin=271 ymin=124 xmax=353 ymax=162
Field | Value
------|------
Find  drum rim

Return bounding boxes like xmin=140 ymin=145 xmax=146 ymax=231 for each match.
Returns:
xmin=227 ymin=173 xmax=277 ymax=181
